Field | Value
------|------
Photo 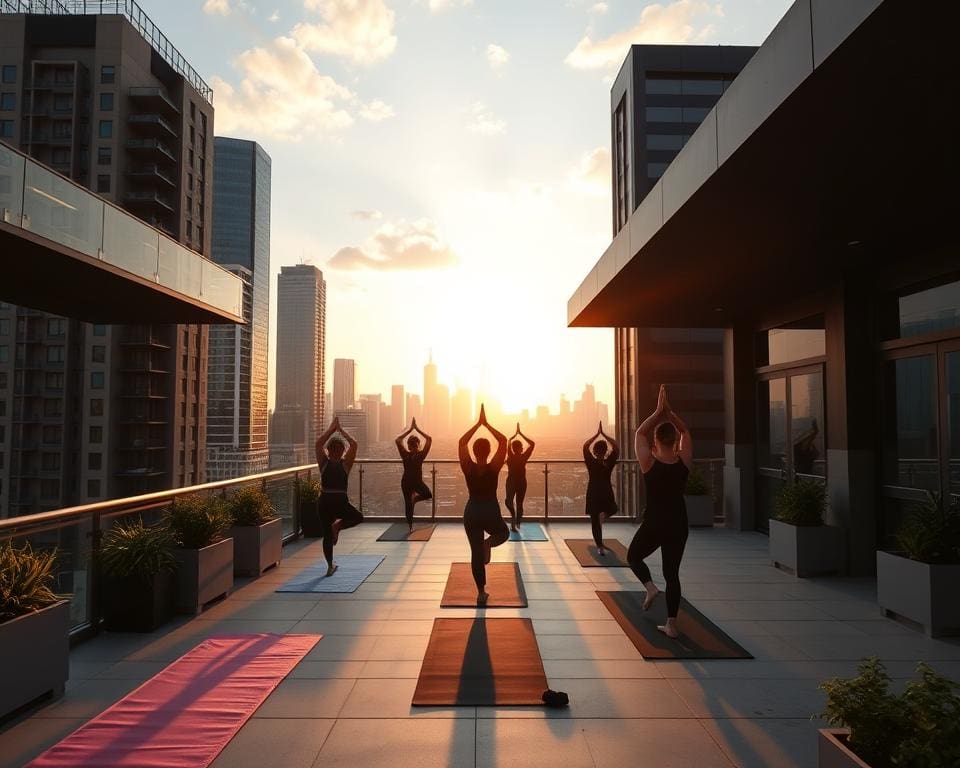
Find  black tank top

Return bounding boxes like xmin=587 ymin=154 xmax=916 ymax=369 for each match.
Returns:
xmin=586 ymin=456 xmax=616 ymax=491
xmin=464 ymin=464 xmax=499 ymax=501
xmin=402 ymin=451 xmax=425 ymax=481
xmin=506 ymin=453 xmax=527 ymax=480
xmin=321 ymin=459 xmax=348 ymax=492
xmin=643 ymin=458 xmax=688 ymax=525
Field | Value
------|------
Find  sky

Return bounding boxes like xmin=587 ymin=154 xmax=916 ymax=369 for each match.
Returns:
xmin=148 ymin=0 xmax=792 ymax=414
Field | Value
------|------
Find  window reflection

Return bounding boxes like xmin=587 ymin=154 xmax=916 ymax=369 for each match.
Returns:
xmin=898 ymin=280 xmax=960 ymax=338
xmin=758 ymin=378 xmax=787 ymax=470
xmin=882 ymin=355 xmax=939 ymax=490
xmin=948 ymin=352 xmax=960 ymax=496
xmin=790 ymin=373 xmax=824 ymax=477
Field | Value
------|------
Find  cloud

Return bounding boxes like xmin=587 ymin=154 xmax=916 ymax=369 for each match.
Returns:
xmin=486 ymin=43 xmax=510 ymax=69
xmin=566 ymin=1 xmax=722 ymax=70
xmin=590 ymin=2 xmax=608 ymax=13
xmin=424 ymin=0 xmax=474 ymax=11
xmin=467 ymin=102 xmax=506 ymax=136
xmin=359 ymin=99 xmax=395 ymax=121
xmin=293 ymin=0 xmax=397 ymax=66
xmin=351 ymin=209 xmax=383 ymax=220
xmin=568 ymin=146 xmax=611 ymax=196
xmin=203 ymin=0 xmax=232 ymax=14
xmin=268 ymin=9 xmax=280 ymax=21
xmin=329 ymin=219 xmax=458 ymax=271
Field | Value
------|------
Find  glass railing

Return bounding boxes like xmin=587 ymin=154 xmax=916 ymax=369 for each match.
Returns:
xmin=0 ymin=139 xmax=241 ymax=320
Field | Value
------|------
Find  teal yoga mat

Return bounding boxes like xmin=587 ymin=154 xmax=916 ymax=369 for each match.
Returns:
xmin=508 ymin=523 xmax=548 ymax=542
xmin=276 ymin=555 xmax=385 ymax=593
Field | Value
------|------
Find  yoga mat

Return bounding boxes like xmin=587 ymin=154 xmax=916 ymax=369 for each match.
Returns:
xmin=413 ymin=618 xmax=547 ymax=706
xmin=376 ymin=522 xmax=436 ymax=542
xmin=440 ymin=562 xmax=528 ymax=607
xmin=564 ymin=538 xmax=630 ymax=567
xmin=27 ymin=634 xmax=320 ymax=768
xmin=598 ymin=590 xmax=753 ymax=659
xmin=508 ymin=523 xmax=548 ymax=542
xmin=276 ymin=554 xmax=385 ymax=593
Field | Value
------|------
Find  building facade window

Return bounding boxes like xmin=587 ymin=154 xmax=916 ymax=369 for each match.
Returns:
xmin=0 ymin=345 xmax=7 ymax=363
xmin=87 ymin=479 xmax=101 ymax=497
xmin=90 ymin=371 xmax=105 ymax=389
xmin=89 ymin=425 xmax=102 ymax=443
xmin=91 ymin=345 xmax=105 ymax=363
xmin=43 ymin=398 xmax=63 ymax=417
xmin=53 ymin=121 xmax=71 ymax=139
xmin=0 ymin=93 xmax=14 ymax=110
xmin=97 ymin=146 xmax=112 ymax=165
xmin=894 ymin=279 xmax=960 ymax=339
xmin=613 ymin=96 xmax=630 ymax=234
xmin=101 ymin=65 xmax=115 ymax=84
xmin=53 ymin=93 xmax=72 ymax=112
xmin=0 ymin=120 xmax=13 ymax=138
xmin=1 ymin=65 xmax=15 ymax=84
xmin=98 ymin=120 xmax=112 ymax=139
xmin=44 ymin=372 xmax=64 ymax=390
xmin=42 ymin=425 xmax=61 ymax=443
xmin=92 ymin=324 xmax=106 ymax=336
xmin=47 ymin=318 xmax=66 ymax=336
xmin=46 ymin=345 xmax=64 ymax=363
xmin=96 ymin=174 xmax=110 ymax=193
xmin=99 ymin=92 xmax=114 ymax=111
xmin=88 ymin=453 xmax=102 ymax=470
xmin=90 ymin=398 xmax=103 ymax=416
xmin=0 ymin=318 xmax=8 ymax=335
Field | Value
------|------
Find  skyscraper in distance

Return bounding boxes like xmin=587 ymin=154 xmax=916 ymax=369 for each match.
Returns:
xmin=358 ymin=394 xmax=382 ymax=444
xmin=333 ymin=359 xmax=357 ymax=412
xmin=390 ymin=384 xmax=405 ymax=435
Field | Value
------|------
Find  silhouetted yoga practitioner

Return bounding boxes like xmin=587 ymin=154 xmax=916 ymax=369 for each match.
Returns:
xmin=315 ymin=416 xmax=364 ymax=577
xmin=505 ymin=423 xmax=535 ymax=532
xmin=583 ymin=422 xmax=620 ymax=555
xmin=630 ymin=385 xmax=692 ymax=638
xmin=459 ymin=404 xmax=510 ymax=603
xmin=396 ymin=418 xmax=433 ymax=532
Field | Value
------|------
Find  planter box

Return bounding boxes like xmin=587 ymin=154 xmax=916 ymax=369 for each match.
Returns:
xmin=818 ymin=729 xmax=872 ymax=767
xmin=876 ymin=550 xmax=960 ymax=637
xmin=301 ymin=500 xmax=322 ymax=538
xmin=102 ymin=570 xmax=174 ymax=632
xmin=0 ymin=600 xmax=69 ymax=718
xmin=685 ymin=495 xmax=714 ymax=527
xmin=769 ymin=519 xmax=845 ymax=577
xmin=230 ymin=518 xmax=283 ymax=577
xmin=173 ymin=537 xmax=234 ymax=615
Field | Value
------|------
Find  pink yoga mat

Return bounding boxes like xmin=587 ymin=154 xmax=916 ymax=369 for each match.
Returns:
xmin=28 ymin=633 xmax=320 ymax=768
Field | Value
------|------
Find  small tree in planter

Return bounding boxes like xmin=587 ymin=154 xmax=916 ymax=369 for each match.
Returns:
xmin=99 ymin=519 xmax=176 ymax=632
xmin=166 ymin=495 xmax=233 ymax=614
xmin=297 ymin=477 xmax=322 ymax=538
xmin=684 ymin=465 xmax=714 ymax=527
xmin=0 ymin=542 xmax=69 ymax=719
xmin=769 ymin=479 xmax=845 ymax=577
xmin=817 ymin=657 xmax=960 ymax=767
xmin=226 ymin=487 xmax=282 ymax=577
xmin=877 ymin=492 xmax=960 ymax=636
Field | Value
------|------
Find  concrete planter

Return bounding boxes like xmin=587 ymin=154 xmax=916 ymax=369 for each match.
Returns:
xmin=876 ymin=550 xmax=960 ymax=637
xmin=0 ymin=600 xmax=69 ymax=718
xmin=818 ymin=729 xmax=872 ymax=767
xmin=769 ymin=519 xmax=845 ymax=577
xmin=102 ymin=571 xmax=174 ymax=632
xmin=173 ymin=538 xmax=234 ymax=614
xmin=230 ymin=518 xmax=282 ymax=577
xmin=301 ymin=500 xmax=322 ymax=538
xmin=685 ymin=495 xmax=714 ymax=527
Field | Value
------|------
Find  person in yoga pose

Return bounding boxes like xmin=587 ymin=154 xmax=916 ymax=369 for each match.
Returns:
xmin=459 ymin=404 xmax=510 ymax=603
xmin=629 ymin=384 xmax=693 ymax=638
xmin=505 ymin=423 xmax=535 ymax=532
xmin=583 ymin=422 xmax=620 ymax=555
xmin=315 ymin=416 xmax=363 ymax=577
xmin=395 ymin=418 xmax=433 ymax=532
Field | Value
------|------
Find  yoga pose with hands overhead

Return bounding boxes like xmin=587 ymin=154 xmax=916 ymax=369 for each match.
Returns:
xmin=396 ymin=418 xmax=433 ymax=532
xmin=315 ymin=415 xmax=364 ymax=577
xmin=505 ymin=423 xmax=535 ymax=532
xmin=629 ymin=385 xmax=693 ymax=638
xmin=583 ymin=421 xmax=620 ymax=555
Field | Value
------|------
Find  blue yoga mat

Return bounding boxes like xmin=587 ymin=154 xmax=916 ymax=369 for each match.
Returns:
xmin=276 ymin=554 xmax=385 ymax=593
xmin=508 ymin=523 xmax=548 ymax=542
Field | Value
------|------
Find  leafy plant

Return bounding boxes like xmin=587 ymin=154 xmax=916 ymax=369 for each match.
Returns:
xmin=100 ymin=519 xmax=176 ymax=581
xmin=297 ymin=477 xmax=321 ymax=505
xmin=684 ymin=465 xmax=710 ymax=496
xmin=226 ymin=487 xmax=277 ymax=527
xmin=0 ymin=542 xmax=59 ymax=623
xmin=166 ymin=495 xmax=231 ymax=549
xmin=896 ymin=491 xmax=960 ymax=564
xmin=773 ymin=479 xmax=824 ymax=526
xmin=819 ymin=657 xmax=960 ymax=768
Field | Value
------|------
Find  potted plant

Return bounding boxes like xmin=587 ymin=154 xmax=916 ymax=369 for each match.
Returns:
xmin=297 ymin=477 xmax=322 ymax=538
xmin=166 ymin=495 xmax=234 ymax=614
xmin=99 ymin=519 xmax=176 ymax=632
xmin=226 ymin=486 xmax=282 ymax=577
xmin=769 ymin=479 xmax=845 ymax=577
xmin=684 ymin=465 xmax=714 ymax=527
xmin=0 ymin=542 xmax=69 ymax=719
xmin=817 ymin=656 xmax=960 ymax=767
xmin=876 ymin=491 xmax=960 ymax=637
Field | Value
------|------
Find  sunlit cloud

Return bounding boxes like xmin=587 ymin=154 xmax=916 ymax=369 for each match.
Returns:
xmin=566 ymin=0 xmax=723 ymax=70
xmin=423 ymin=0 xmax=474 ymax=11
xmin=294 ymin=0 xmax=397 ymax=66
xmin=268 ymin=9 xmax=280 ymax=21
xmin=568 ymin=146 xmax=611 ymax=196
xmin=329 ymin=219 xmax=459 ymax=270
xmin=351 ymin=209 xmax=383 ymax=220
xmin=486 ymin=43 xmax=510 ymax=69
xmin=590 ymin=2 xmax=608 ymax=14
xmin=203 ymin=0 xmax=232 ymax=15
xmin=467 ymin=101 xmax=506 ymax=135
xmin=359 ymin=99 xmax=395 ymax=121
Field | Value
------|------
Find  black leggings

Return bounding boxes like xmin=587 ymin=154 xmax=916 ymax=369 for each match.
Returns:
xmin=627 ymin=521 xmax=688 ymax=618
xmin=318 ymin=493 xmax=364 ymax=565
xmin=504 ymin=477 xmax=527 ymax=527
xmin=463 ymin=499 xmax=510 ymax=590
xmin=401 ymin=477 xmax=432 ymax=526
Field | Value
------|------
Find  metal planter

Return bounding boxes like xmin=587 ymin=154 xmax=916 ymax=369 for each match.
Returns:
xmin=876 ymin=550 xmax=960 ymax=637
xmin=685 ymin=494 xmax=714 ymax=527
xmin=0 ymin=600 xmax=70 ymax=719
xmin=817 ymin=729 xmax=872 ymax=768
xmin=769 ymin=519 xmax=846 ymax=577
xmin=230 ymin=518 xmax=282 ymax=577
xmin=173 ymin=537 xmax=234 ymax=614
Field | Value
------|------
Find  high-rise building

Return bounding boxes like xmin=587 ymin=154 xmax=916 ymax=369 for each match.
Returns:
xmin=358 ymin=394 xmax=381 ymax=445
xmin=0 ymin=5 xmax=215 ymax=516
xmin=272 ymin=265 xmax=325 ymax=468
xmin=451 ymin=387 xmax=473 ymax=435
xmin=206 ymin=137 xmax=271 ymax=480
xmin=422 ymin=352 xmax=438 ymax=430
xmin=406 ymin=393 xmax=421 ymax=423
xmin=334 ymin=408 xmax=367 ymax=458
xmin=332 ymin=359 xmax=356 ymax=413
xmin=390 ymin=384 xmax=405 ymax=435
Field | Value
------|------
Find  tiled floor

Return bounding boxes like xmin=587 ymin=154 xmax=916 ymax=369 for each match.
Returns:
xmin=3 ymin=521 xmax=960 ymax=768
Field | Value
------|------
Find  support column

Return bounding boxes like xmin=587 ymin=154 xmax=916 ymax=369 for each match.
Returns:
xmin=723 ymin=324 xmax=756 ymax=531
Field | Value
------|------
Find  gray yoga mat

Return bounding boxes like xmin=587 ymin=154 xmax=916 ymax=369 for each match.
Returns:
xmin=276 ymin=555 xmax=385 ymax=593
xmin=508 ymin=523 xmax=548 ymax=542
xmin=377 ymin=523 xmax=436 ymax=542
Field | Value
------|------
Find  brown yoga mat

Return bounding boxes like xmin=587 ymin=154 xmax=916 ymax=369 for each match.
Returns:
xmin=440 ymin=562 xmax=528 ymax=607
xmin=412 ymin=618 xmax=548 ymax=706
xmin=564 ymin=538 xmax=630 ymax=567
xmin=598 ymin=590 xmax=753 ymax=659
xmin=377 ymin=522 xmax=436 ymax=541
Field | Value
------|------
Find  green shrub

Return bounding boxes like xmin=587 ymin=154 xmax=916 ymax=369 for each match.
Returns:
xmin=226 ymin=487 xmax=277 ymax=527
xmin=0 ymin=542 xmax=59 ymax=623
xmin=297 ymin=477 xmax=321 ymax=505
xmin=819 ymin=657 xmax=960 ymax=768
xmin=166 ymin=495 xmax=231 ymax=549
xmin=773 ymin=479 xmax=824 ymax=526
xmin=684 ymin=465 xmax=710 ymax=496
xmin=100 ymin=519 xmax=176 ymax=581
xmin=896 ymin=491 xmax=960 ymax=564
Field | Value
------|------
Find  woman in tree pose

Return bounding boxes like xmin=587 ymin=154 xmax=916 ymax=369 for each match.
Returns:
xmin=395 ymin=418 xmax=433 ymax=532
xmin=315 ymin=416 xmax=363 ymax=577
xmin=459 ymin=404 xmax=510 ymax=603
xmin=583 ymin=422 xmax=620 ymax=555
xmin=504 ymin=423 xmax=535 ymax=532
xmin=630 ymin=384 xmax=693 ymax=638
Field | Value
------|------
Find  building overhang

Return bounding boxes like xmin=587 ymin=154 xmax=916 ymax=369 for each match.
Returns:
xmin=568 ymin=0 xmax=957 ymax=329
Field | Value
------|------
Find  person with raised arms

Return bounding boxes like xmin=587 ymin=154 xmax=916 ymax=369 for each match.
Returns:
xmin=315 ymin=415 xmax=363 ymax=577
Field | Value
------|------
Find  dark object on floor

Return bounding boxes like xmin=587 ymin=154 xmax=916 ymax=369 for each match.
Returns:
xmin=440 ymin=562 xmax=528 ymax=607
xmin=542 ymin=689 xmax=569 ymax=708
xmin=376 ymin=522 xmax=437 ymax=541
xmin=564 ymin=538 xmax=630 ymax=567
